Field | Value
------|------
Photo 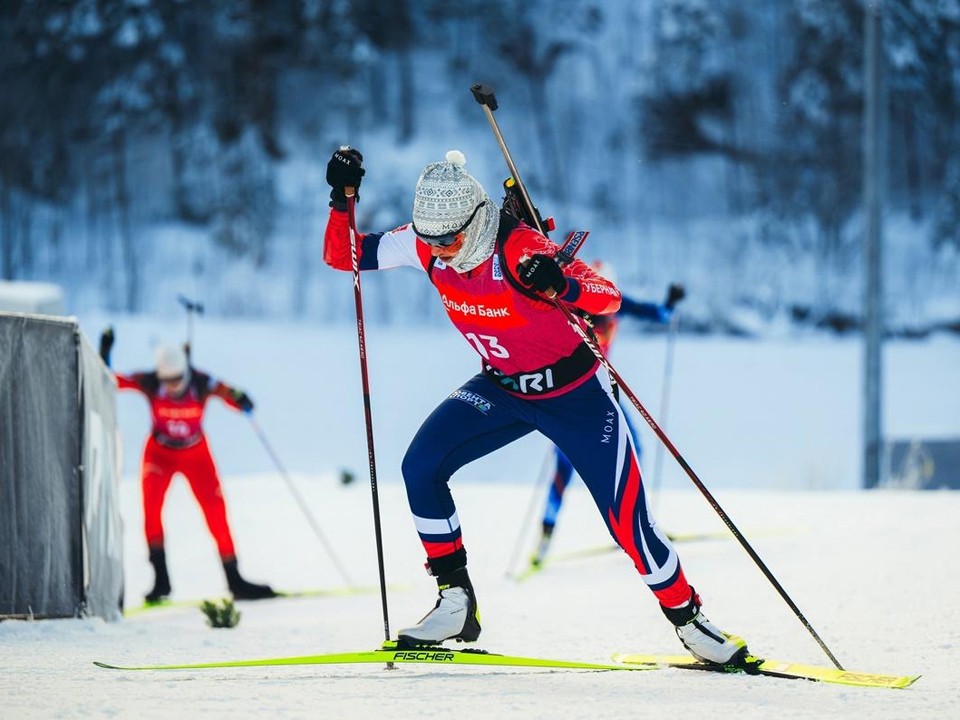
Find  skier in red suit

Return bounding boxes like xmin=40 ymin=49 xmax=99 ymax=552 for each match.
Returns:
xmin=100 ymin=329 xmax=275 ymax=602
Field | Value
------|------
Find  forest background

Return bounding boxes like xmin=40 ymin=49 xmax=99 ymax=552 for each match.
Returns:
xmin=1 ymin=0 xmax=958 ymax=336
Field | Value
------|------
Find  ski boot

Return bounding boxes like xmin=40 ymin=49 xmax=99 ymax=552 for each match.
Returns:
xmin=662 ymin=587 xmax=760 ymax=673
xmin=144 ymin=547 xmax=171 ymax=604
xmin=223 ymin=558 xmax=277 ymax=600
xmin=397 ymin=552 xmax=481 ymax=648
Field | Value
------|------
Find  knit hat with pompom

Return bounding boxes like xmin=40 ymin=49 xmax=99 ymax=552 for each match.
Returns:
xmin=412 ymin=150 xmax=499 ymax=272
xmin=412 ymin=150 xmax=486 ymax=236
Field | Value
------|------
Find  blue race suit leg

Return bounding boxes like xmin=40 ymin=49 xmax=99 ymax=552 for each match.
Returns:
xmin=534 ymin=369 xmax=692 ymax=608
xmin=402 ymin=375 xmax=536 ymax=560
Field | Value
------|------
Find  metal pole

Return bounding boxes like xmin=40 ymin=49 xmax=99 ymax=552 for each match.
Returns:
xmin=505 ymin=449 xmax=554 ymax=578
xmin=177 ymin=294 xmax=204 ymax=359
xmin=650 ymin=310 xmax=680 ymax=506
xmin=863 ymin=1 xmax=885 ymax=489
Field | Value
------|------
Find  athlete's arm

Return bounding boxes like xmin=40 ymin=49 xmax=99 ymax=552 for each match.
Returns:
xmin=210 ymin=378 xmax=254 ymax=413
xmin=114 ymin=372 xmax=154 ymax=395
xmin=619 ymin=295 xmax=671 ymax=323
xmin=323 ymin=210 xmax=429 ymax=273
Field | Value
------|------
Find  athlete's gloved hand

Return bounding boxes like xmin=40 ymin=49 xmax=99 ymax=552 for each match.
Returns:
xmin=232 ymin=389 xmax=255 ymax=413
xmin=99 ymin=327 xmax=115 ymax=366
xmin=326 ymin=146 xmax=365 ymax=210
xmin=516 ymin=254 xmax=568 ymax=297
xmin=664 ymin=283 xmax=686 ymax=310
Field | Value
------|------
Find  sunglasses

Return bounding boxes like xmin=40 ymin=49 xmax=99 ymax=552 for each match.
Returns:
xmin=412 ymin=200 xmax=487 ymax=247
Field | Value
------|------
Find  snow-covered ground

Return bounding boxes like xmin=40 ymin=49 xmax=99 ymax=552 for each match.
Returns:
xmin=1 ymin=315 xmax=958 ymax=718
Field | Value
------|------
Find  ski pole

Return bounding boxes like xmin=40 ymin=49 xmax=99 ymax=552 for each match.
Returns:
xmin=650 ymin=310 xmax=680 ymax=508
xmin=246 ymin=415 xmax=354 ymax=587
xmin=470 ymin=82 xmax=844 ymax=670
xmin=345 ymin=187 xmax=393 ymax=652
xmin=504 ymin=447 xmax=554 ymax=578
xmin=177 ymin=294 xmax=204 ymax=359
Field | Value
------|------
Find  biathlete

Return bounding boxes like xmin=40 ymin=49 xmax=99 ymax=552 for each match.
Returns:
xmin=323 ymin=146 xmax=756 ymax=669
xmin=100 ymin=330 xmax=275 ymax=603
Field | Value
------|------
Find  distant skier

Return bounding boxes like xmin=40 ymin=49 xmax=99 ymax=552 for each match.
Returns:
xmin=323 ymin=146 xmax=757 ymax=670
xmin=99 ymin=329 xmax=275 ymax=603
xmin=530 ymin=267 xmax=686 ymax=567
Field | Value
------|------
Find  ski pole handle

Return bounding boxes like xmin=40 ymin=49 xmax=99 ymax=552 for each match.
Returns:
xmin=470 ymin=83 xmax=498 ymax=111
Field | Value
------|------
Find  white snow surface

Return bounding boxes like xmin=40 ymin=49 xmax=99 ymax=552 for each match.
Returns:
xmin=2 ymin=315 xmax=959 ymax=719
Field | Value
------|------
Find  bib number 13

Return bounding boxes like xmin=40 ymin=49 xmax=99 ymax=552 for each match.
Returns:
xmin=464 ymin=333 xmax=510 ymax=360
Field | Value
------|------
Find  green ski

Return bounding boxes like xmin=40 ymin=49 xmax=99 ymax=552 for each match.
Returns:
xmin=94 ymin=644 xmax=652 ymax=672
xmin=124 ymin=585 xmax=401 ymax=618
xmin=612 ymin=653 xmax=920 ymax=689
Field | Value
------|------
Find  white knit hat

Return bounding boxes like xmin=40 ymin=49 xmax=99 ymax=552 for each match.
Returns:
xmin=155 ymin=344 xmax=187 ymax=380
xmin=411 ymin=150 xmax=500 ymax=273
xmin=412 ymin=150 xmax=486 ymax=238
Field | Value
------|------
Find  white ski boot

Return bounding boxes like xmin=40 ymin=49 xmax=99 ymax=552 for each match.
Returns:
xmin=397 ymin=567 xmax=481 ymax=647
xmin=662 ymin=588 xmax=759 ymax=672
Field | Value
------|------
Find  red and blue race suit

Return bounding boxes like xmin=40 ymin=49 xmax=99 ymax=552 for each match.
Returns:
xmin=116 ymin=370 xmax=246 ymax=560
xmin=324 ymin=208 xmax=692 ymax=606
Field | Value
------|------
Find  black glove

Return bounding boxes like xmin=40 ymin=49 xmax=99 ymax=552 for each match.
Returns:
xmin=516 ymin=254 xmax=568 ymax=296
xmin=232 ymin=390 xmax=254 ymax=413
xmin=99 ymin=327 xmax=115 ymax=366
xmin=326 ymin=146 xmax=365 ymax=210
xmin=664 ymin=283 xmax=686 ymax=310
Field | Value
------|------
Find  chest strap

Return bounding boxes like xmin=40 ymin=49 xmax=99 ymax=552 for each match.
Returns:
xmin=482 ymin=342 xmax=597 ymax=396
